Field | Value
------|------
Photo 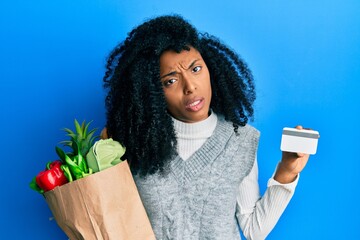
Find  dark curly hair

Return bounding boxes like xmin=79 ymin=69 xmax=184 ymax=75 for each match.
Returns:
xmin=103 ymin=15 xmax=256 ymax=176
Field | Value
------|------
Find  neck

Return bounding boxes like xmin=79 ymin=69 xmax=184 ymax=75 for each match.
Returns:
xmin=172 ymin=111 xmax=218 ymax=160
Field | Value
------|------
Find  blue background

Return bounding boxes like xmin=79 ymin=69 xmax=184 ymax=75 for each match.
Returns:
xmin=1 ymin=0 xmax=359 ymax=239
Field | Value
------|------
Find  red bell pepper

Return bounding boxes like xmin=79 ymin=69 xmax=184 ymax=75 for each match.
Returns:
xmin=35 ymin=160 xmax=68 ymax=192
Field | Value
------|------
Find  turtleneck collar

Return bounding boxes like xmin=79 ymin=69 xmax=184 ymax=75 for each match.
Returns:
xmin=171 ymin=110 xmax=218 ymax=140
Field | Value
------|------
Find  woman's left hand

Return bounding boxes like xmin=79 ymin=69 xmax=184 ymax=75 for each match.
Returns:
xmin=274 ymin=126 xmax=311 ymax=184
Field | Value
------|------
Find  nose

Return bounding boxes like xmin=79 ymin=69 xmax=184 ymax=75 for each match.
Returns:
xmin=183 ymin=74 xmax=196 ymax=95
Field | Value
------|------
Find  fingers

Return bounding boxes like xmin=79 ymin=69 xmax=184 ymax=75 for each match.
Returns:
xmin=284 ymin=151 xmax=305 ymax=159
xmin=295 ymin=125 xmax=312 ymax=131
xmin=100 ymin=127 xmax=109 ymax=139
xmin=297 ymin=152 xmax=305 ymax=158
xmin=283 ymin=151 xmax=301 ymax=160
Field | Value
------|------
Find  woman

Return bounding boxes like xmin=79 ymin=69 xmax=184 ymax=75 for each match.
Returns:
xmin=103 ymin=15 xmax=309 ymax=239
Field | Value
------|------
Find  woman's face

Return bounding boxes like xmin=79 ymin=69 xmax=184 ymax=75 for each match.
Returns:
xmin=160 ymin=47 xmax=212 ymax=123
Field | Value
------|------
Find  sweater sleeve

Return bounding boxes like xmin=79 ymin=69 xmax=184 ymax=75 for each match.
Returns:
xmin=236 ymin=158 xmax=299 ymax=240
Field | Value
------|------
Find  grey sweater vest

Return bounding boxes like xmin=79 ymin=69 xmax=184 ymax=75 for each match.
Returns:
xmin=134 ymin=117 xmax=260 ymax=240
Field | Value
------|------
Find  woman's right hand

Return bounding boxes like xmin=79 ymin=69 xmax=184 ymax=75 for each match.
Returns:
xmin=100 ymin=127 xmax=109 ymax=139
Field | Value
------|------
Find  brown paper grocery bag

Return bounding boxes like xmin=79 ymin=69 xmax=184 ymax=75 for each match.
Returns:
xmin=44 ymin=160 xmax=156 ymax=240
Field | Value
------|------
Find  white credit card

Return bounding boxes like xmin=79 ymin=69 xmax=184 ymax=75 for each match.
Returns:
xmin=280 ymin=127 xmax=320 ymax=155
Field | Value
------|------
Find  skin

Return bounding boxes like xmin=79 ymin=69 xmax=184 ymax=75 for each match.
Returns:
xmin=159 ymin=46 xmax=310 ymax=184
xmin=159 ymin=46 xmax=212 ymax=123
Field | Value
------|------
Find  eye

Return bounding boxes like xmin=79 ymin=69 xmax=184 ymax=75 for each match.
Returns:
xmin=192 ymin=66 xmax=202 ymax=73
xmin=163 ymin=78 xmax=177 ymax=87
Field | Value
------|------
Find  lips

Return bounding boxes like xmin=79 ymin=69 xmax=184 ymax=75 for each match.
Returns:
xmin=185 ymin=97 xmax=205 ymax=112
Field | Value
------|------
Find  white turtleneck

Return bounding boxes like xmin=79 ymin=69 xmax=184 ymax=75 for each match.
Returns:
xmin=172 ymin=111 xmax=298 ymax=239
xmin=172 ymin=110 xmax=218 ymax=160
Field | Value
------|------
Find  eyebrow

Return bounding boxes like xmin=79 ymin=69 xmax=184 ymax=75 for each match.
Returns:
xmin=160 ymin=59 xmax=199 ymax=79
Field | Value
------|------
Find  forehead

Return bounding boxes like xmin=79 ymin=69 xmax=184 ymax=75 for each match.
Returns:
xmin=159 ymin=47 xmax=202 ymax=70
